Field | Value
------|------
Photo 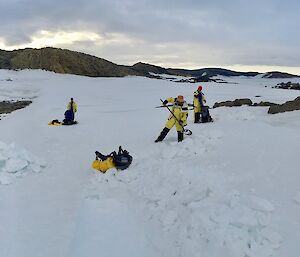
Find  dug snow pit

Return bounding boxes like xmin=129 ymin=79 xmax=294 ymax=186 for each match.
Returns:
xmin=0 ymin=141 xmax=46 ymax=185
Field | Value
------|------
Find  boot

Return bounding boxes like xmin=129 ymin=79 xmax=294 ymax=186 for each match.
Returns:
xmin=155 ymin=127 xmax=170 ymax=142
xmin=177 ymin=131 xmax=184 ymax=142
xmin=194 ymin=113 xmax=200 ymax=123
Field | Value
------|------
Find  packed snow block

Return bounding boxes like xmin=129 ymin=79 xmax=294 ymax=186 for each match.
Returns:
xmin=205 ymin=192 xmax=281 ymax=257
xmin=213 ymin=98 xmax=253 ymax=108
xmin=0 ymin=141 xmax=46 ymax=185
xmin=268 ymin=96 xmax=300 ymax=114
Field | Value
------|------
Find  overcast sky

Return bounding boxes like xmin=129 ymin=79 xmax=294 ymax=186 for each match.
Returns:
xmin=0 ymin=0 xmax=299 ymax=73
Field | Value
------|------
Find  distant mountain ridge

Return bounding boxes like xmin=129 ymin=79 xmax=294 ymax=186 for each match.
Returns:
xmin=262 ymin=71 xmax=299 ymax=79
xmin=132 ymin=62 xmax=262 ymax=78
xmin=0 ymin=47 xmax=299 ymax=79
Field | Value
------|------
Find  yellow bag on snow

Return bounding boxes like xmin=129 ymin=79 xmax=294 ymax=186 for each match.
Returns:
xmin=48 ymin=120 xmax=62 ymax=126
xmin=92 ymin=158 xmax=115 ymax=173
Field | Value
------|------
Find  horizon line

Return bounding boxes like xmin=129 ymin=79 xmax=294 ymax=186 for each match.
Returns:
xmin=1 ymin=46 xmax=300 ymax=76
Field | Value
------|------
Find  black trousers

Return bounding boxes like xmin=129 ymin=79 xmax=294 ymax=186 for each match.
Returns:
xmin=177 ymin=131 xmax=184 ymax=142
xmin=155 ymin=127 xmax=184 ymax=142
xmin=155 ymin=127 xmax=170 ymax=142
xmin=194 ymin=112 xmax=201 ymax=123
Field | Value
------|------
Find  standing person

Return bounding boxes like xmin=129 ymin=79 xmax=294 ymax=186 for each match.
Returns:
xmin=155 ymin=95 xmax=188 ymax=143
xmin=63 ymin=98 xmax=77 ymax=124
xmin=193 ymin=86 xmax=206 ymax=123
xmin=67 ymin=97 xmax=77 ymax=121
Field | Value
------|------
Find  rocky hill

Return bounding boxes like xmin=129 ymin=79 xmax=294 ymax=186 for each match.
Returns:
xmin=132 ymin=62 xmax=261 ymax=78
xmin=0 ymin=47 xmax=141 ymax=77
xmin=262 ymin=71 xmax=299 ymax=79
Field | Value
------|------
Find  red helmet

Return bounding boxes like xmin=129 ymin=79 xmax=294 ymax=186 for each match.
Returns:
xmin=198 ymin=85 xmax=202 ymax=91
xmin=177 ymin=95 xmax=184 ymax=102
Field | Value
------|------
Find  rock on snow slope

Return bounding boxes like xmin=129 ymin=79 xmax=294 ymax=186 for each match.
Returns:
xmin=0 ymin=69 xmax=300 ymax=257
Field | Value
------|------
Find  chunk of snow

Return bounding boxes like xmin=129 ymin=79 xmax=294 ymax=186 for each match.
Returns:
xmin=4 ymin=158 xmax=28 ymax=173
xmin=0 ymin=141 xmax=46 ymax=185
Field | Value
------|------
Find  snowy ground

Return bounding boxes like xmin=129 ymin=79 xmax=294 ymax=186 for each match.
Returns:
xmin=0 ymin=69 xmax=300 ymax=257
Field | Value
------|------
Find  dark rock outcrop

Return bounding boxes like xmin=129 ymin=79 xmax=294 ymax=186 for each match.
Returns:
xmin=132 ymin=62 xmax=167 ymax=76
xmin=213 ymin=99 xmax=253 ymax=108
xmin=252 ymin=101 xmax=278 ymax=107
xmin=268 ymin=97 xmax=300 ymax=114
xmin=275 ymin=81 xmax=300 ymax=90
xmin=0 ymin=100 xmax=32 ymax=114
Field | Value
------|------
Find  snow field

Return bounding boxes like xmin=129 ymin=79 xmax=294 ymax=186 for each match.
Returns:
xmin=0 ymin=69 xmax=300 ymax=257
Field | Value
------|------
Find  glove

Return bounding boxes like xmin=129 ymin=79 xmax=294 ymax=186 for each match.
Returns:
xmin=163 ymin=100 xmax=168 ymax=106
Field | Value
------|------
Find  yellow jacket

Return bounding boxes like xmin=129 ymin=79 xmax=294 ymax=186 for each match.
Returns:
xmin=193 ymin=91 xmax=206 ymax=113
xmin=164 ymin=97 xmax=188 ymax=132
xmin=92 ymin=158 xmax=115 ymax=173
xmin=68 ymin=101 xmax=77 ymax=112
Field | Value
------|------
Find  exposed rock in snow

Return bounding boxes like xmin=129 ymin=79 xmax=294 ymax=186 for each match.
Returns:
xmin=252 ymin=101 xmax=278 ymax=107
xmin=0 ymin=100 xmax=32 ymax=114
xmin=268 ymin=96 xmax=300 ymax=114
xmin=213 ymin=98 xmax=253 ymax=108
xmin=275 ymin=81 xmax=300 ymax=90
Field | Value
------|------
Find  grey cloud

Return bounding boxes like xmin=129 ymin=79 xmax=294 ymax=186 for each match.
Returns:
xmin=0 ymin=0 xmax=299 ymax=68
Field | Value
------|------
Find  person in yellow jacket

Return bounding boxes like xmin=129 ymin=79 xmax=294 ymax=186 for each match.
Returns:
xmin=67 ymin=98 xmax=77 ymax=112
xmin=193 ymin=85 xmax=206 ymax=123
xmin=155 ymin=95 xmax=188 ymax=142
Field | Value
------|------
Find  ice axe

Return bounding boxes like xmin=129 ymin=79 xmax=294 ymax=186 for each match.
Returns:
xmin=159 ymin=99 xmax=192 ymax=136
xmin=155 ymin=103 xmax=195 ymax=110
